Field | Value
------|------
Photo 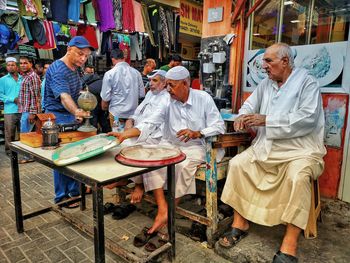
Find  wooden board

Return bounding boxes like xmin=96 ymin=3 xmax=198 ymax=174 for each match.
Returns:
xmin=52 ymin=134 xmax=119 ymax=166
xmin=20 ymin=131 xmax=97 ymax=148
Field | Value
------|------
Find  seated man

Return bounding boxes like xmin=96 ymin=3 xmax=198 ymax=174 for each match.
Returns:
xmin=108 ymin=69 xmax=170 ymax=202
xmin=143 ymin=66 xmax=225 ymax=236
xmin=219 ymin=43 xmax=326 ymax=263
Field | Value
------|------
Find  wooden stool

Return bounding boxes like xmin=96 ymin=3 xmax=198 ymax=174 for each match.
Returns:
xmin=304 ymin=179 xmax=321 ymax=239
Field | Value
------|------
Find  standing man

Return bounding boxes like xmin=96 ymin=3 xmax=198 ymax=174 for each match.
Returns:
xmin=159 ymin=54 xmax=182 ymax=72
xmin=0 ymin=57 xmax=22 ymax=157
xmin=219 ymin=43 xmax=326 ymax=263
xmin=101 ymin=49 xmax=144 ymax=129
xmin=141 ymin=58 xmax=156 ymax=89
xmin=18 ymin=56 xmax=41 ymax=163
xmin=44 ymin=36 xmax=92 ymax=206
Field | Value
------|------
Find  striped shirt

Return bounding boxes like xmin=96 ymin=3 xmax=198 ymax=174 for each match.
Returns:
xmin=18 ymin=69 xmax=41 ymax=114
xmin=44 ymin=60 xmax=82 ymax=113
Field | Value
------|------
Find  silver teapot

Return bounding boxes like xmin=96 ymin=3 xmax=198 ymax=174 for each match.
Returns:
xmin=41 ymin=118 xmax=60 ymax=149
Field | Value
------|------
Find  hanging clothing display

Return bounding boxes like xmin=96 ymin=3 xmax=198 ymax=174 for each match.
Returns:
xmin=26 ymin=18 xmax=46 ymax=45
xmin=97 ymin=0 xmax=116 ymax=32
xmin=17 ymin=0 xmax=44 ymax=18
xmin=51 ymin=0 xmax=68 ymax=24
xmin=77 ymin=24 xmax=98 ymax=49
xmin=1 ymin=12 xmax=26 ymax=39
xmin=130 ymin=33 xmax=141 ymax=61
xmin=122 ymin=0 xmax=135 ymax=32
xmin=159 ymin=6 xmax=169 ymax=49
xmin=141 ymin=4 xmax=155 ymax=46
xmin=132 ymin=0 xmax=144 ymax=32
xmin=68 ymin=0 xmax=81 ymax=23
xmin=113 ymin=0 xmax=123 ymax=31
xmin=33 ymin=20 xmax=55 ymax=49
xmin=84 ymin=1 xmax=97 ymax=23
xmin=41 ymin=0 xmax=52 ymax=19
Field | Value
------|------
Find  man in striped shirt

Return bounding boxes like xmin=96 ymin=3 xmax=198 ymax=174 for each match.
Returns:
xmin=18 ymin=56 xmax=41 ymax=133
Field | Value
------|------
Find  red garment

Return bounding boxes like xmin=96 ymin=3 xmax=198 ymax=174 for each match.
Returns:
xmin=122 ymin=0 xmax=135 ymax=32
xmin=33 ymin=20 xmax=56 ymax=50
xmin=119 ymin=42 xmax=130 ymax=64
xmin=77 ymin=24 xmax=98 ymax=49
xmin=92 ymin=0 xmax=100 ymax=22
xmin=69 ymin=26 xmax=77 ymax=37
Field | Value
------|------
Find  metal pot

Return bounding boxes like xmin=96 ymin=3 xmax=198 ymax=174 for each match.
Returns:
xmin=41 ymin=118 xmax=60 ymax=149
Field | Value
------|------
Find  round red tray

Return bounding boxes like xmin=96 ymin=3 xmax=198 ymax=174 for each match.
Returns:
xmin=115 ymin=145 xmax=186 ymax=168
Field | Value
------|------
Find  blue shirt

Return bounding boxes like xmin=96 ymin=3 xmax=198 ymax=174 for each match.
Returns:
xmin=44 ymin=60 xmax=81 ymax=113
xmin=41 ymin=78 xmax=46 ymax=110
xmin=0 ymin=73 xmax=22 ymax=114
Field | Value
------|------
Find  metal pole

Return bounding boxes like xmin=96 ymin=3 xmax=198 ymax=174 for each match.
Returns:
xmin=167 ymin=164 xmax=176 ymax=261
xmin=93 ymin=186 xmax=105 ymax=263
xmin=11 ymin=150 xmax=24 ymax=233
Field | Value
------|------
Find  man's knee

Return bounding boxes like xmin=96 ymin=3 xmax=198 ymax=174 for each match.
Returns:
xmin=285 ymin=160 xmax=313 ymax=187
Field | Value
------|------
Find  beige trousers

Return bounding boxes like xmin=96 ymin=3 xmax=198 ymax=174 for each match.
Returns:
xmin=221 ymin=146 xmax=324 ymax=230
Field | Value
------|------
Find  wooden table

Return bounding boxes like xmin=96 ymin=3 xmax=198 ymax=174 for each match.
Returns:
xmin=9 ymin=142 xmax=185 ymax=263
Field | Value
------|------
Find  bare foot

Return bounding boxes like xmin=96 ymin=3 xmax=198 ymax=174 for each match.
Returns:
xmin=104 ymin=179 xmax=129 ymax=189
xmin=130 ymin=184 xmax=144 ymax=204
xmin=148 ymin=207 xmax=168 ymax=234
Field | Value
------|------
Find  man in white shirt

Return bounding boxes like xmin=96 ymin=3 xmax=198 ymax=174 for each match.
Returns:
xmin=100 ymin=49 xmax=145 ymax=127
xmin=107 ymin=70 xmax=170 ymax=202
xmin=144 ymin=66 xmax=225 ymax=236
xmin=219 ymin=43 xmax=326 ymax=263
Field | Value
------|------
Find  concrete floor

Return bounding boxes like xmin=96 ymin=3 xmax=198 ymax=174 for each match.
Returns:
xmin=1 ymin=144 xmax=350 ymax=262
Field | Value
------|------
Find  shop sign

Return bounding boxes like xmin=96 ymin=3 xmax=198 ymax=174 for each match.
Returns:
xmin=180 ymin=0 xmax=203 ymax=37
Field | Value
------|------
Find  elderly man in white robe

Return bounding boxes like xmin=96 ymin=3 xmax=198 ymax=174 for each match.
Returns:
xmin=107 ymin=70 xmax=170 ymax=202
xmin=219 ymin=43 xmax=326 ymax=263
xmin=142 ymin=66 xmax=225 ymax=239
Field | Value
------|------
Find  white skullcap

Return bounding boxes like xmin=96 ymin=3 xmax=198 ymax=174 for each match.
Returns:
xmin=5 ymin=57 xmax=17 ymax=63
xmin=165 ymin=66 xmax=190 ymax=80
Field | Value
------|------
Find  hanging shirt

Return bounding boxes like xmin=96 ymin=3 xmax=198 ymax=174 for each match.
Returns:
xmin=51 ymin=0 xmax=68 ymax=24
xmin=0 ymin=73 xmax=22 ymax=114
xmin=17 ymin=0 xmax=44 ymax=18
xmin=162 ymin=89 xmax=225 ymax=147
xmin=77 ymin=24 xmax=98 ymax=49
xmin=130 ymin=89 xmax=170 ymax=142
xmin=33 ymin=20 xmax=56 ymax=49
xmin=113 ymin=0 xmax=123 ymax=31
xmin=68 ymin=0 xmax=80 ymax=22
xmin=100 ymin=61 xmax=144 ymax=119
xmin=18 ymin=69 xmax=41 ymax=114
xmin=97 ymin=0 xmax=116 ymax=32
xmin=239 ymin=68 xmax=327 ymax=162
xmin=122 ymin=0 xmax=135 ymax=32
xmin=132 ymin=0 xmax=144 ymax=32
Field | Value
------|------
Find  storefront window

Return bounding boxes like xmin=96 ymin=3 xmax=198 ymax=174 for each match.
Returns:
xmin=247 ymin=0 xmax=350 ymax=89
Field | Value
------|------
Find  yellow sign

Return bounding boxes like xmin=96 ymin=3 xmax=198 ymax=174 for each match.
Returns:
xmin=180 ymin=0 xmax=203 ymax=37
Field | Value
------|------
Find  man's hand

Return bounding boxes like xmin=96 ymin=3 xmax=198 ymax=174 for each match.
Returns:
xmin=75 ymin=109 xmax=90 ymax=123
xmin=14 ymin=97 xmax=19 ymax=105
xmin=234 ymin=115 xmax=246 ymax=131
xmin=29 ymin=113 xmax=36 ymax=124
xmin=107 ymin=132 xmax=126 ymax=143
xmin=124 ymin=119 xmax=134 ymax=130
xmin=176 ymin=129 xmax=201 ymax=143
xmin=242 ymin=114 xmax=266 ymax=128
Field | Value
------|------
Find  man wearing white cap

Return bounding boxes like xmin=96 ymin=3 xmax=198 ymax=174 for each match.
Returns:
xmin=144 ymin=66 xmax=225 ymax=236
xmin=0 ymin=57 xmax=22 ymax=157
xmin=108 ymin=69 xmax=170 ymax=203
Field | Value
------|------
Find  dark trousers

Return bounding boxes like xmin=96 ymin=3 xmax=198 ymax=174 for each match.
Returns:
xmin=4 ymin=113 xmax=21 ymax=155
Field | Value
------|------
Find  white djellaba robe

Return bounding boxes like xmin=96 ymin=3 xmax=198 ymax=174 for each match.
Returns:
xmin=145 ymin=89 xmax=225 ymax=198
xmin=120 ymin=89 xmax=171 ymax=190
xmin=221 ymin=68 xmax=327 ymax=230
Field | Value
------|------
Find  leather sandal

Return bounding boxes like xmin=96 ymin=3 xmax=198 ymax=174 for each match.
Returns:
xmin=133 ymin=227 xmax=157 ymax=247
xmin=218 ymin=227 xmax=248 ymax=248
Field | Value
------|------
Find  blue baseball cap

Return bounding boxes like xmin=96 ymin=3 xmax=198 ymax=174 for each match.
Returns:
xmin=68 ymin=36 xmax=94 ymax=51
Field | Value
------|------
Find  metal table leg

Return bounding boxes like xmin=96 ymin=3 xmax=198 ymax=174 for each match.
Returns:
xmin=167 ymin=164 xmax=176 ymax=260
xmin=11 ymin=150 xmax=24 ymax=233
xmin=92 ymin=186 xmax=105 ymax=263
xmin=80 ymin=183 xmax=86 ymax=211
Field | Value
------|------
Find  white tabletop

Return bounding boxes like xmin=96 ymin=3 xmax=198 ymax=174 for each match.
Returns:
xmin=11 ymin=142 xmax=149 ymax=183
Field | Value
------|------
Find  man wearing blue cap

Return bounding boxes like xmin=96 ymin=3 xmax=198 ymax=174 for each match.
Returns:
xmin=44 ymin=36 xmax=93 ymax=207
xmin=107 ymin=70 xmax=170 ymax=203
xmin=0 ymin=57 xmax=22 ymax=157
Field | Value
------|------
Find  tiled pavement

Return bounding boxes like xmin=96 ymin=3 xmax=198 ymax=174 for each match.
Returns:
xmin=0 ymin=145 xmax=229 ymax=263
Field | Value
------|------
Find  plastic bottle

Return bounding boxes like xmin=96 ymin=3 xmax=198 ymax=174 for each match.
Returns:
xmin=112 ymin=117 xmax=124 ymax=132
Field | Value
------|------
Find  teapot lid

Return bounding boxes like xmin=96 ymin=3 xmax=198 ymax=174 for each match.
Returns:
xmin=42 ymin=118 xmax=57 ymax=129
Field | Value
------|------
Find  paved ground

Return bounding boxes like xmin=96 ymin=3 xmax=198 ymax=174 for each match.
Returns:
xmin=1 ymin=144 xmax=350 ymax=263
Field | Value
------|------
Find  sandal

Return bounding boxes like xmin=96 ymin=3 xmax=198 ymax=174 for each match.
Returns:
xmin=133 ymin=227 xmax=157 ymax=247
xmin=144 ymin=235 xmax=168 ymax=252
xmin=104 ymin=202 xmax=116 ymax=214
xmin=59 ymin=197 xmax=80 ymax=209
xmin=112 ymin=204 xmax=136 ymax=220
xmin=218 ymin=227 xmax=248 ymax=248
xmin=272 ymin=251 xmax=298 ymax=263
